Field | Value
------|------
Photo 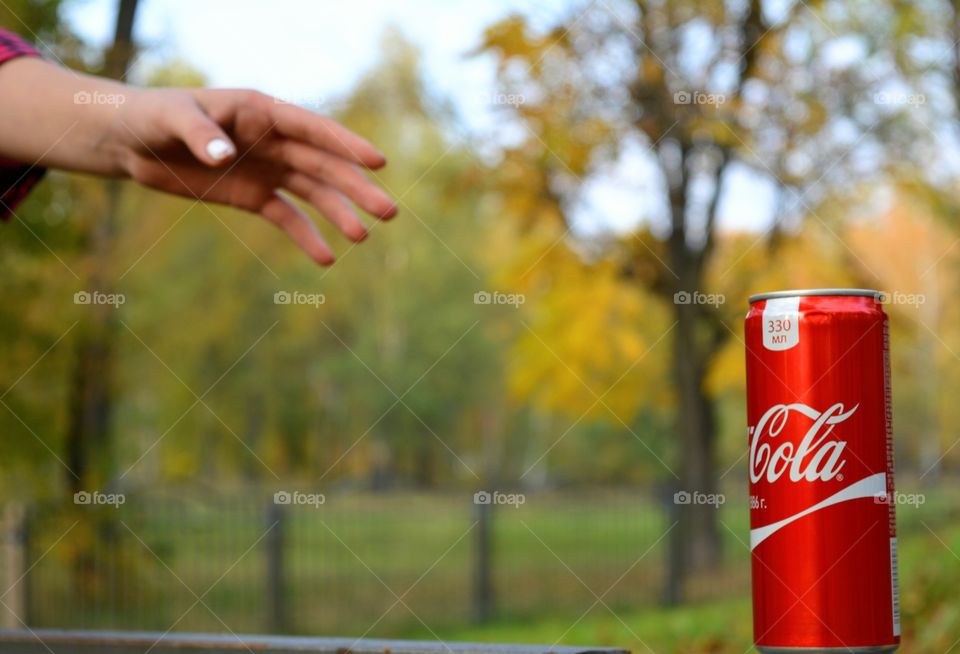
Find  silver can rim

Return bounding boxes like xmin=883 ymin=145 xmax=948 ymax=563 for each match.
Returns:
xmin=749 ymin=288 xmax=882 ymax=304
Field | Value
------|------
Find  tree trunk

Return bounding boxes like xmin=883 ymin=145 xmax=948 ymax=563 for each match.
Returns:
xmin=63 ymin=0 xmax=139 ymax=604
xmin=368 ymin=435 xmax=393 ymax=491
xmin=65 ymin=331 xmax=115 ymax=494
xmin=413 ymin=438 xmax=436 ymax=488
xmin=662 ymin=187 xmax=723 ymax=600
xmin=671 ymin=298 xmax=721 ymax=571
xmin=63 ymin=0 xmax=139 ymax=492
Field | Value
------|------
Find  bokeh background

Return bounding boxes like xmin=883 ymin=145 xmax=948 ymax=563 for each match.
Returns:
xmin=1 ymin=1 xmax=959 ymax=652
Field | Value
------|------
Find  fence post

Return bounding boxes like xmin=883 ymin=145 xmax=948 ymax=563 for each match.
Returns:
xmin=2 ymin=503 xmax=29 ymax=628
xmin=660 ymin=485 xmax=684 ymax=606
xmin=265 ymin=500 xmax=286 ymax=632
xmin=471 ymin=498 xmax=494 ymax=623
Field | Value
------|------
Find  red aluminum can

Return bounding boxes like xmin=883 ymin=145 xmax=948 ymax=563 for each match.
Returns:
xmin=745 ymin=289 xmax=899 ymax=653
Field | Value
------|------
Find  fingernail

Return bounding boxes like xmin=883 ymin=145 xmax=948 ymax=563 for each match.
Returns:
xmin=206 ymin=138 xmax=235 ymax=161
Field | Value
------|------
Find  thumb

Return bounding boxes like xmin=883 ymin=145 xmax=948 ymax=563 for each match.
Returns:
xmin=168 ymin=100 xmax=237 ymax=167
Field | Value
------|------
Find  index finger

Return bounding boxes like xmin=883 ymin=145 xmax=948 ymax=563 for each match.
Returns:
xmin=268 ymin=100 xmax=387 ymax=169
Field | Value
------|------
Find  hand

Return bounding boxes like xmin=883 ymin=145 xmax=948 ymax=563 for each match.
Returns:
xmin=107 ymin=87 xmax=397 ymax=265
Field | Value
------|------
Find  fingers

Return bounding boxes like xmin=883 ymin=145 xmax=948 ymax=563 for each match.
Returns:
xmin=268 ymin=99 xmax=386 ymax=169
xmin=284 ymin=173 xmax=368 ymax=242
xmin=162 ymin=88 xmax=395 ymax=264
xmin=260 ymin=192 xmax=335 ymax=265
xmin=164 ymin=97 xmax=237 ymax=167
xmin=280 ymin=141 xmax=397 ymax=219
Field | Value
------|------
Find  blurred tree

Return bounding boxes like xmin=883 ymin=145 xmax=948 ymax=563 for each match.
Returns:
xmin=0 ymin=0 xmax=62 ymax=42
xmin=478 ymin=0 xmax=904 ymax=598
xmin=826 ymin=0 xmax=960 ymax=479
xmin=0 ymin=0 xmax=148 ymax=608
xmin=0 ymin=0 xmax=75 ymax=497
xmin=494 ymin=225 xmax=675 ymax=484
xmin=847 ymin=191 xmax=960 ymax=481
xmin=111 ymin=31 xmax=501 ymax=490
xmin=63 ymin=0 xmax=140 ymax=605
xmin=65 ymin=0 xmax=139 ymax=498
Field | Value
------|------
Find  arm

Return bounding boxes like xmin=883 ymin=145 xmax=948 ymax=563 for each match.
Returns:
xmin=0 ymin=58 xmax=138 ymax=175
xmin=0 ymin=53 xmax=397 ymax=264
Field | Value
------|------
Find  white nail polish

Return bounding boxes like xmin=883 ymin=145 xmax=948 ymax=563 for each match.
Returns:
xmin=206 ymin=138 xmax=235 ymax=161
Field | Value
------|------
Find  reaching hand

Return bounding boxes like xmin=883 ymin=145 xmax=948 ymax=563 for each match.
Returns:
xmin=107 ymin=87 xmax=396 ymax=265
xmin=0 ymin=54 xmax=398 ymax=265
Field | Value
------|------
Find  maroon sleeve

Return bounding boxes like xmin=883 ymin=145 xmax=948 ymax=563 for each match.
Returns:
xmin=0 ymin=29 xmax=46 ymax=221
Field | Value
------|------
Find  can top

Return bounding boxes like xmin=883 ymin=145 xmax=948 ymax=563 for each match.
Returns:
xmin=748 ymin=288 xmax=882 ymax=304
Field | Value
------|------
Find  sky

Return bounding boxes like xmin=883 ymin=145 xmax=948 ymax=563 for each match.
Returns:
xmin=63 ymin=0 xmax=777 ymax=233
xmin=64 ymin=0 xmax=567 ymax=133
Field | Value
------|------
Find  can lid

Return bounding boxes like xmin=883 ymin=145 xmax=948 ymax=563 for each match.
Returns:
xmin=748 ymin=288 xmax=882 ymax=304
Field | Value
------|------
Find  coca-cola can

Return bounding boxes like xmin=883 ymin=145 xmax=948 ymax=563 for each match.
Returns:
xmin=745 ymin=289 xmax=899 ymax=653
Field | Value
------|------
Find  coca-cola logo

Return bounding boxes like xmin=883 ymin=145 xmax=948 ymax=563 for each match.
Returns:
xmin=749 ymin=403 xmax=857 ymax=483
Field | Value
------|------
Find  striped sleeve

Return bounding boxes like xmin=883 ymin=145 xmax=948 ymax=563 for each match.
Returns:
xmin=0 ymin=29 xmax=46 ymax=221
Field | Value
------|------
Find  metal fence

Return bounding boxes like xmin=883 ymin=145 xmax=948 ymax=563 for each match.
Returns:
xmin=2 ymin=481 xmax=956 ymax=637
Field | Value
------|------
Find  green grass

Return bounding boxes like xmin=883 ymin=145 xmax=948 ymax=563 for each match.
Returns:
xmin=413 ymin=596 xmax=755 ymax=654
xmin=420 ymin=518 xmax=960 ymax=654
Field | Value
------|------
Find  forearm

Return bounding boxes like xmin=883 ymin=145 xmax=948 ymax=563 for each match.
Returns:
xmin=0 ymin=41 xmax=395 ymax=264
xmin=0 ymin=57 xmax=134 ymax=175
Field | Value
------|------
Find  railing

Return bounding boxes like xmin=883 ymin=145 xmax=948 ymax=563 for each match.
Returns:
xmin=0 ymin=629 xmax=630 ymax=654
xmin=1 ymin=489 xmax=696 ymax=634
xmin=4 ymin=478 xmax=958 ymax=638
